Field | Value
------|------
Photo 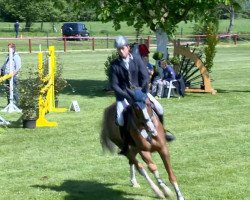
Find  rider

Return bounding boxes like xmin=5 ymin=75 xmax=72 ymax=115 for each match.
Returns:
xmin=110 ymin=36 xmax=174 ymax=155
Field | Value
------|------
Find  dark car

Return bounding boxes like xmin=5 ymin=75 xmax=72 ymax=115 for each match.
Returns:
xmin=62 ymin=22 xmax=89 ymax=40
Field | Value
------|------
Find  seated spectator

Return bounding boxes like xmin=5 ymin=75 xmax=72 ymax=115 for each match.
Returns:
xmin=152 ymin=59 xmax=177 ymax=98
xmin=138 ymin=44 xmax=154 ymax=88
xmin=150 ymin=62 xmax=161 ymax=96
xmin=161 ymin=59 xmax=176 ymax=82
xmin=150 ymin=52 xmax=163 ymax=96
xmin=142 ymin=55 xmax=154 ymax=77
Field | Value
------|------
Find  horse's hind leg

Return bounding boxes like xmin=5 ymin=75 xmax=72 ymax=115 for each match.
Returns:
xmin=140 ymin=151 xmax=174 ymax=199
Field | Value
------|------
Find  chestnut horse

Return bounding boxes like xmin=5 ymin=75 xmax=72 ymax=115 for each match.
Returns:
xmin=100 ymin=99 xmax=185 ymax=200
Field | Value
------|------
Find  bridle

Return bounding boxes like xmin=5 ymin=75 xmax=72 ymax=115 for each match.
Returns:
xmin=130 ymin=98 xmax=155 ymax=133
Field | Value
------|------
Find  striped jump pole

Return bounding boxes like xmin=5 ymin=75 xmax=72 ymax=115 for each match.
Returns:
xmin=36 ymin=48 xmax=58 ymax=127
xmin=1 ymin=46 xmax=21 ymax=113
xmin=48 ymin=46 xmax=67 ymax=113
xmin=36 ymin=45 xmax=67 ymax=127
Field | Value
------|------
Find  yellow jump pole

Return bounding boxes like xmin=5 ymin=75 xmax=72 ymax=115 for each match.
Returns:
xmin=0 ymin=74 xmax=12 ymax=83
xmin=47 ymin=46 xmax=55 ymax=112
xmin=49 ymin=46 xmax=67 ymax=113
xmin=36 ymin=51 xmax=58 ymax=127
xmin=0 ymin=74 xmax=12 ymax=125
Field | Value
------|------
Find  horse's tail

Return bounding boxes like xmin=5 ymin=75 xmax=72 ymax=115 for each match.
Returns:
xmin=100 ymin=105 xmax=118 ymax=154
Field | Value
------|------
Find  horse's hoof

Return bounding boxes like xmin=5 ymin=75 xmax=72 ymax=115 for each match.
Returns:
xmin=156 ymin=192 xmax=165 ymax=199
xmin=177 ymin=196 xmax=185 ymax=200
xmin=161 ymin=185 xmax=174 ymax=198
xmin=152 ymin=186 xmax=165 ymax=199
xmin=131 ymin=180 xmax=140 ymax=188
xmin=132 ymin=183 xmax=140 ymax=188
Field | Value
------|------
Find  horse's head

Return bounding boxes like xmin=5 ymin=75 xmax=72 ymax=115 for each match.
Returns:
xmin=130 ymin=98 xmax=153 ymax=128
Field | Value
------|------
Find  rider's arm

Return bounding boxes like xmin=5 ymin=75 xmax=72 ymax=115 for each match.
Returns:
xmin=110 ymin=64 xmax=133 ymax=102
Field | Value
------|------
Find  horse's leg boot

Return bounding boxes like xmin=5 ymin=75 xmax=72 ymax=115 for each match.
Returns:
xmin=165 ymin=130 xmax=176 ymax=142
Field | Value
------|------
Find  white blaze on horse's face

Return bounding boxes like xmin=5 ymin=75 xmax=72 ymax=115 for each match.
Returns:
xmin=133 ymin=102 xmax=150 ymax=126
xmin=134 ymin=105 xmax=145 ymax=123
xmin=117 ymin=45 xmax=130 ymax=58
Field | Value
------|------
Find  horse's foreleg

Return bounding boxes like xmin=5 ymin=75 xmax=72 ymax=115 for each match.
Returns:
xmin=158 ymin=148 xmax=185 ymax=200
xmin=140 ymin=151 xmax=174 ymax=198
xmin=153 ymin=170 xmax=174 ymax=199
xmin=138 ymin=166 xmax=165 ymax=199
xmin=129 ymin=164 xmax=140 ymax=188
xmin=127 ymin=153 xmax=164 ymax=199
xmin=172 ymin=182 xmax=185 ymax=200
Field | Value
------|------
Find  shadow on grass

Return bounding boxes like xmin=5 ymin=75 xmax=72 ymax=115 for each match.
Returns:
xmin=7 ymin=116 xmax=23 ymax=128
xmin=62 ymin=79 xmax=113 ymax=98
xmin=216 ymin=89 xmax=250 ymax=93
xmin=64 ymin=80 xmax=250 ymax=98
xmin=32 ymin=179 xmax=135 ymax=200
xmin=0 ymin=115 xmax=23 ymax=128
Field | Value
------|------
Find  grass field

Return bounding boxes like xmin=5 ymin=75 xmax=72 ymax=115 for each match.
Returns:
xmin=0 ymin=43 xmax=249 ymax=200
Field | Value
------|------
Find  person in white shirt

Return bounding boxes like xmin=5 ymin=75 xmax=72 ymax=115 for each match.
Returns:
xmin=1 ymin=43 xmax=21 ymax=104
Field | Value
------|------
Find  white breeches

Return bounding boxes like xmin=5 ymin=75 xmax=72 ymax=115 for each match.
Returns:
xmin=116 ymin=99 xmax=130 ymax=126
xmin=116 ymin=93 xmax=164 ymax=126
xmin=147 ymin=93 xmax=164 ymax=115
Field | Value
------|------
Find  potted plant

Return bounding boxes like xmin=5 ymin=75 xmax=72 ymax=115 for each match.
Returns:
xmin=104 ymin=51 xmax=118 ymax=91
xmin=169 ymin=56 xmax=181 ymax=74
xmin=18 ymin=67 xmax=43 ymax=128
xmin=41 ymin=57 xmax=68 ymax=108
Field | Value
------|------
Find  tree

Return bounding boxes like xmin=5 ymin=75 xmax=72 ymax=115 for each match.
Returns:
xmin=0 ymin=0 xmax=67 ymax=31
xmin=219 ymin=0 xmax=247 ymax=33
xmin=81 ymin=0 xmax=229 ymax=58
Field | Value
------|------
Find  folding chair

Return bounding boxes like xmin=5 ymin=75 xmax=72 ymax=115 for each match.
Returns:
xmin=165 ymin=80 xmax=178 ymax=99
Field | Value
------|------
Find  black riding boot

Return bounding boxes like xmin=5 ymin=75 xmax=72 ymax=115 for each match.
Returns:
xmin=118 ymin=126 xmax=129 ymax=155
xmin=158 ymin=114 xmax=176 ymax=142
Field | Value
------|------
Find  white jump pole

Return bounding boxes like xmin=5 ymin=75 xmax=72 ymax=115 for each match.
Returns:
xmin=2 ymin=46 xmax=21 ymax=113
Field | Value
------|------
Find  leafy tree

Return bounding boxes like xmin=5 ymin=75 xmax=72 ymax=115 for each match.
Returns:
xmin=193 ymin=7 xmax=219 ymax=70
xmin=79 ymin=0 xmax=230 ymax=59
xmin=0 ymin=0 xmax=67 ymax=31
xmin=219 ymin=0 xmax=247 ymax=33
xmin=90 ymin=0 xmax=227 ymax=34
xmin=57 ymin=0 xmax=96 ymax=22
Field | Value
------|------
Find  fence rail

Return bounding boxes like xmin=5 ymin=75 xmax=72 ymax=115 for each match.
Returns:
xmin=0 ymin=34 xmax=249 ymax=53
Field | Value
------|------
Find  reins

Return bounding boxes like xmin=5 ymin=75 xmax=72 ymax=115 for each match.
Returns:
xmin=128 ymin=99 xmax=156 ymax=134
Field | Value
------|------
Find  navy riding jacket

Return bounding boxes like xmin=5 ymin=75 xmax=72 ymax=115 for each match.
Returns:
xmin=110 ymin=54 xmax=149 ymax=102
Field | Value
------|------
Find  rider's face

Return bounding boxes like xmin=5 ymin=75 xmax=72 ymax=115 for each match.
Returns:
xmin=117 ymin=45 xmax=130 ymax=58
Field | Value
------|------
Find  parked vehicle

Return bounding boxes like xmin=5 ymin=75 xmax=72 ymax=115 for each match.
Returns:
xmin=62 ymin=22 xmax=89 ymax=40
